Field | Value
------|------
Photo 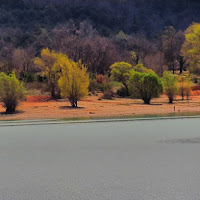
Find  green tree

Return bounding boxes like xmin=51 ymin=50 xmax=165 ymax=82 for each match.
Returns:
xmin=110 ymin=62 xmax=133 ymax=95
xmin=162 ymin=71 xmax=179 ymax=103
xmin=133 ymin=63 xmax=154 ymax=73
xmin=129 ymin=72 xmax=163 ymax=104
xmin=58 ymin=55 xmax=89 ymax=107
xmin=0 ymin=72 xmax=24 ymax=113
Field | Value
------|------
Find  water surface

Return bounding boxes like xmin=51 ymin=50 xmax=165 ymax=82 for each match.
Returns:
xmin=0 ymin=118 xmax=199 ymax=199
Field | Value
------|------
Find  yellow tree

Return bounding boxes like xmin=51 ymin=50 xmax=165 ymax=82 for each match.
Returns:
xmin=182 ymin=23 xmax=200 ymax=74
xmin=34 ymin=48 xmax=60 ymax=98
xmin=58 ymin=55 xmax=89 ymax=107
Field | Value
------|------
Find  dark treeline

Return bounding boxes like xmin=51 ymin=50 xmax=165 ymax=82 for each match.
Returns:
xmin=1 ymin=0 xmax=200 ymax=35
xmin=0 ymin=0 xmax=199 ymax=75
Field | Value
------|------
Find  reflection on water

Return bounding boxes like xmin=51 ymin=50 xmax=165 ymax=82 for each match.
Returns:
xmin=160 ymin=137 xmax=200 ymax=144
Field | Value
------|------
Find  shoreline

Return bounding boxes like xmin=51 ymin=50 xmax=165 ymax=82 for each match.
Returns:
xmin=0 ymin=112 xmax=200 ymax=127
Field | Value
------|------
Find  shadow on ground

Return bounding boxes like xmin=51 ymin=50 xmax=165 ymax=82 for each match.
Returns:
xmin=0 ymin=110 xmax=25 ymax=115
xmin=59 ymin=106 xmax=85 ymax=110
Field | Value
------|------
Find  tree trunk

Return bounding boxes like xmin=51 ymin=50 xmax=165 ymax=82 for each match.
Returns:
xmin=71 ymin=101 xmax=78 ymax=108
xmin=6 ymin=107 xmax=15 ymax=113
xmin=172 ymin=63 xmax=175 ymax=74
xmin=179 ymin=56 xmax=184 ymax=74
xmin=143 ymin=98 xmax=150 ymax=104
xmin=169 ymin=97 xmax=173 ymax=104
xmin=51 ymin=86 xmax=56 ymax=99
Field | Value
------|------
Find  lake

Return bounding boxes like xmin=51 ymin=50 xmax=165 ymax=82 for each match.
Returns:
xmin=0 ymin=118 xmax=200 ymax=199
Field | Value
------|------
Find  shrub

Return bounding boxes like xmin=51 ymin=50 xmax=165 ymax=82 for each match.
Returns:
xmin=98 ymin=81 xmax=113 ymax=93
xmin=117 ymin=86 xmax=129 ymax=97
xmin=102 ymin=90 xmax=114 ymax=100
xmin=89 ymin=79 xmax=98 ymax=94
xmin=129 ymin=72 xmax=163 ymax=104
xmin=162 ymin=71 xmax=179 ymax=103
xmin=0 ymin=72 xmax=25 ymax=113
xmin=96 ymin=74 xmax=105 ymax=84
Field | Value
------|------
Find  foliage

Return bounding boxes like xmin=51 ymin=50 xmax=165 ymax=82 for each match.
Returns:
xmin=34 ymin=48 xmax=60 ymax=98
xmin=129 ymin=72 xmax=163 ymax=104
xmin=102 ymin=90 xmax=114 ymax=100
xmin=0 ymin=0 xmax=199 ymax=38
xmin=133 ymin=63 xmax=154 ymax=73
xmin=185 ymin=74 xmax=193 ymax=100
xmin=58 ymin=55 xmax=89 ymax=107
xmin=178 ymin=73 xmax=192 ymax=100
xmin=98 ymin=81 xmax=113 ymax=93
xmin=110 ymin=62 xmax=133 ymax=95
xmin=0 ymin=72 xmax=24 ymax=113
xmin=182 ymin=23 xmax=200 ymax=74
xmin=116 ymin=87 xmax=128 ymax=97
xmin=162 ymin=71 xmax=179 ymax=103
xmin=20 ymin=72 xmax=36 ymax=83
xmin=89 ymin=79 xmax=98 ymax=94
xmin=96 ymin=74 xmax=105 ymax=84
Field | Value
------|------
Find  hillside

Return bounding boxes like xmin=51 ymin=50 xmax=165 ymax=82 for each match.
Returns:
xmin=1 ymin=0 xmax=200 ymax=37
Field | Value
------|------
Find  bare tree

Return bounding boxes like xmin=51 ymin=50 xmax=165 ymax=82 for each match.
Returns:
xmin=12 ymin=47 xmax=35 ymax=72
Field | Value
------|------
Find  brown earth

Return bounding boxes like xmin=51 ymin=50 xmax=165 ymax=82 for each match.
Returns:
xmin=0 ymin=93 xmax=200 ymax=121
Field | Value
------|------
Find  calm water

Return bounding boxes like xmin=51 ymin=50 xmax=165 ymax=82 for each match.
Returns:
xmin=0 ymin=118 xmax=200 ymax=199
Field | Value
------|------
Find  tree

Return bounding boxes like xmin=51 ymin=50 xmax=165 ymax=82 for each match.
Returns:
xmin=129 ymin=72 xmax=163 ymax=104
xmin=12 ymin=47 xmax=34 ymax=72
xmin=58 ymin=55 xmax=89 ymax=107
xmin=110 ymin=62 xmax=133 ymax=95
xmin=178 ymin=74 xmax=186 ymax=100
xmin=185 ymin=73 xmax=193 ymax=100
xmin=181 ymin=23 xmax=200 ymax=74
xmin=175 ymin=30 xmax=186 ymax=74
xmin=162 ymin=71 xmax=179 ymax=103
xmin=133 ymin=63 xmax=154 ymax=73
xmin=161 ymin=26 xmax=177 ymax=74
xmin=34 ymin=48 xmax=60 ymax=98
xmin=144 ymin=51 xmax=165 ymax=75
xmin=0 ymin=72 xmax=24 ymax=113
xmin=178 ymin=73 xmax=192 ymax=100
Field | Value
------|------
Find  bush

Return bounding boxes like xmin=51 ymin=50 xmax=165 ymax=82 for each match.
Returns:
xmin=102 ymin=90 xmax=114 ymax=100
xmin=96 ymin=74 xmax=105 ymax=84
xmin=89 ymin=79 xmax=98 ymax=94
xmin=98 ymin=81 xmax=113 ymax=93
xmin=162 ymin=71 xmax=179 ymax=103
xmin=89 ymin=75 xmax=112 ymax=94
xmin=20 ymin=72 xmax=36 ymax=83
xmin=129 ymin=72 xmax=163 ymax=104
xmin=117 ymin=86 xmax=129 ymax=97
xmin=0 ymin=72 xmax=25 ymax=113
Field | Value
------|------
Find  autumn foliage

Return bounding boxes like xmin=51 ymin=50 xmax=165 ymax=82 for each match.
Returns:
xmin=58 ymin=54 xmax=89 ymax=107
